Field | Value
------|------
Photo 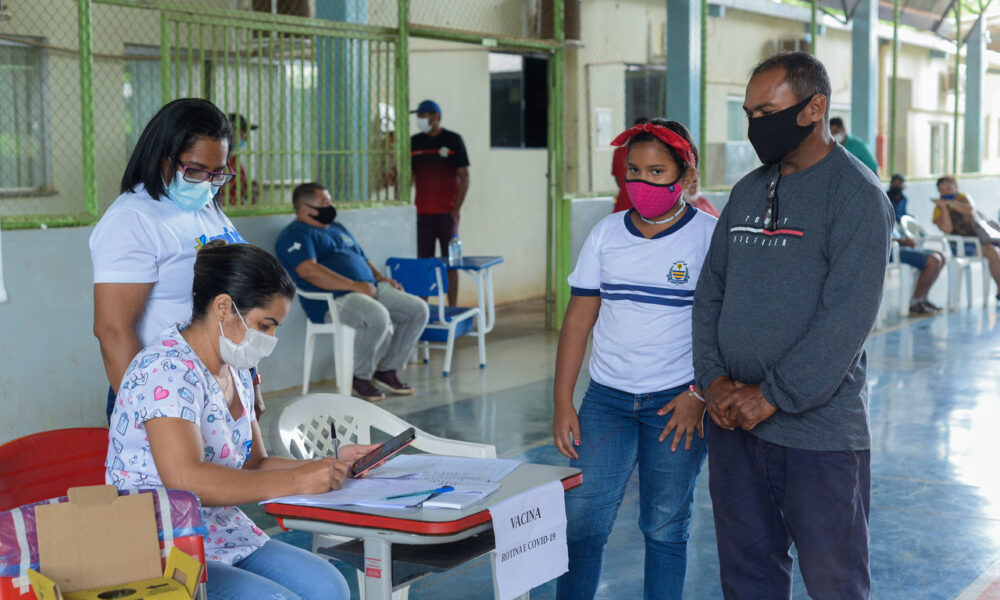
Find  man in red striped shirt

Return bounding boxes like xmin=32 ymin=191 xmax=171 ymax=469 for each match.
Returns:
xmin=410 ymin=99 xmax=470 ymax=306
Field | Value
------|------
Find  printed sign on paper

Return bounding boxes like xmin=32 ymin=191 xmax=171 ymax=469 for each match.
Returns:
xmin=489 ymin=479 xmax=568 ymax=600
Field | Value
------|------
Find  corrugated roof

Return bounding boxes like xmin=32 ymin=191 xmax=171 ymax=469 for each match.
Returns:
xmin=815 ymin=0 xmax=993 ymax=41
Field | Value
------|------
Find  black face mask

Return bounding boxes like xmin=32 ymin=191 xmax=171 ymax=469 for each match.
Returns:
xmin=747 ymin=95 xmax=817 ymax=166
xmin=309 ymin=204 xmax=336 ymax=225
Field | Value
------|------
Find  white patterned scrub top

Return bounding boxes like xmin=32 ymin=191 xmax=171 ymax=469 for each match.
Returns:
xmin=105 ymin=324 xmax=269 ymax=565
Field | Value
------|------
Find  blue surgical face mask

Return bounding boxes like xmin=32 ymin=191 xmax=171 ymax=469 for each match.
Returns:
xmin=166 ymin=170 xmax=220 ymax=211
xmin=239 ymin=139 xmax=247 ymax=150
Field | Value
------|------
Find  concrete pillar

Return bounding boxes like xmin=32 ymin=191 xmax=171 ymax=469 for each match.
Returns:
xmin=963 ymin=17 xmax=985 ymax=173
xmin=316 ymin=1 xmax=369 ymax=199
xmin=850 ymin=0 xmax=877 ymax=151
xmin=665 ymin=0 xmax=701 ymax=145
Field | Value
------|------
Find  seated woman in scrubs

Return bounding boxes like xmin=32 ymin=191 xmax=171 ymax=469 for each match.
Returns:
xmin=106 ymin=241 xmax=375 ymax=600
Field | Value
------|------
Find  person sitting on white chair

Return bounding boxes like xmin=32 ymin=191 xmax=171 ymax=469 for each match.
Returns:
xmin=275 ymin=183 xmax=429 ymax=401
xmin=887 ymin=174 xmax=945 ymax=316
xmin=932 ymin=175 xmax=1000 ymax=302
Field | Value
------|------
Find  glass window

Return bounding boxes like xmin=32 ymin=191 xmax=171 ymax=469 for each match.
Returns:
xmin=0 ymin=37 xmax=51 ymax=192
xmin=727 ymin=97 xmax=747 ymax=142
xmin=625 ymin=65 xmax=665 ymax=128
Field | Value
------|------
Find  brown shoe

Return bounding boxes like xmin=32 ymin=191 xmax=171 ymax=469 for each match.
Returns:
xmin=373 ymin=370 xmax=415 ymax=395
xmin=352 ymin=377 xmax=386 ymax=402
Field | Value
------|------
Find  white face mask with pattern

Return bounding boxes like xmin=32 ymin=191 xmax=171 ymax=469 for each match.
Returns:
xmin=218 ymin=305 xmax=277 ymax=369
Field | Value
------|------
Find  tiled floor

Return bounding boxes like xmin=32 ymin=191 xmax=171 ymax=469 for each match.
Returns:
xmin=249 ymin=301 xmax=1000 ymax=599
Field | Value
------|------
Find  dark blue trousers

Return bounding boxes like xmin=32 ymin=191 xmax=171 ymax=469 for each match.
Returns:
xmin=707 ymin=421 xmax=871 ymax=600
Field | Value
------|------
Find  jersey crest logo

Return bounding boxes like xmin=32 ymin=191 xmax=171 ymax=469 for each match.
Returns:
xmin=668 ymin=261 xmax=689 ymax=285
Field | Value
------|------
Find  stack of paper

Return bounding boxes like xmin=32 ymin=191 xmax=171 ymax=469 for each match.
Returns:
xmin=263 ymin=455 xmax=523 ymax=511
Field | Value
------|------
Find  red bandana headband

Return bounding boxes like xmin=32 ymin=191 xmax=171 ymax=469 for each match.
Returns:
xmin=610 ymin=122 xmax=696 ymax=169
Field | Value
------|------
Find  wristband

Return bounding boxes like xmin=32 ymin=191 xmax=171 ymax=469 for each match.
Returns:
xmin=688 ymin=384 xmax=705 ymax=403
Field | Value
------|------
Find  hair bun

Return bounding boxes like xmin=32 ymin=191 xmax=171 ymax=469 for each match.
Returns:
xmin=199 ymin=239 xmax=229 ymax=252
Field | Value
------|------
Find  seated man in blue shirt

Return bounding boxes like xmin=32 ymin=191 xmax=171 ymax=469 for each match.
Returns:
xmin=276 ymin=183 xmax=429 ymax=401
xmin=887 ymin=174 xmax=945 ymax=316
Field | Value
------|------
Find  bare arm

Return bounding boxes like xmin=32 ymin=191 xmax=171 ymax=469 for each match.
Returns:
xmin=933 ymin=202 xmax=953 ymax=234
xmin=452 ymin=166 xmax=470 ymax=218
xmin=146 ymin=416 xmax=350 ymax=506
xmin=94 ymin=283 xmax=153 ymax=393
xmin=552 ymin=295 xmax=600 ymax=459
xmin=553 ymin=296 xmax=601 ymax=406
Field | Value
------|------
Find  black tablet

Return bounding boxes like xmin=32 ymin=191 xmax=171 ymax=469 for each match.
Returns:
xmin=350 ymin=427 xmax=417 ymax=478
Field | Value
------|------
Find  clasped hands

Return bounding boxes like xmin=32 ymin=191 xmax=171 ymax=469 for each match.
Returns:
xmin=704 ymin=376 xmax=777 ymax=431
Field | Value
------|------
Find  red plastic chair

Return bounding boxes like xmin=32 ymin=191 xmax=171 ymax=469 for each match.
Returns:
xmin=0 ymin=428 xmax=109 ymax=512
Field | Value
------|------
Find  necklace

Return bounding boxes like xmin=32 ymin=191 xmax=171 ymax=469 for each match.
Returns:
xmin=638 ymin=200 xmax=687 ymax=225
xmin=214 ymin=369 xmax=232 ymax=402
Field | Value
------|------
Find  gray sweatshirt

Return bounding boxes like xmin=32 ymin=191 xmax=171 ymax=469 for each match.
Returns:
xmin=692 ymin=144 xmax=892 ymax=451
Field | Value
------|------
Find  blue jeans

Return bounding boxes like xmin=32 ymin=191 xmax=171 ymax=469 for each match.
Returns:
xmin=206 ymin=539 xmax=350 ymax=600
xmin=556 ymin=380 xmax=707 ymax=600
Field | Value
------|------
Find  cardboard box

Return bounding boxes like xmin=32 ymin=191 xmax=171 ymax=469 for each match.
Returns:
xmin=26 ymin=485 xmax=202 ymax=600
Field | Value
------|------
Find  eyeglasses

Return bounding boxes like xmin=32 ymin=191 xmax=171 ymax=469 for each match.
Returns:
xmin=177 ymin=160 xmax=236 ymax=186
xmin=764 ymin=172 xmax=781 ymax=231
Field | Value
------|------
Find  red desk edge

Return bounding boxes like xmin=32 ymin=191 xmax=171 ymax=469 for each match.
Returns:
xmin=265 ymin=471 xmax=582 ymax=537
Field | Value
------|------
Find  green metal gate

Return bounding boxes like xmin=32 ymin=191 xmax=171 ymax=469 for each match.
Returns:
xmin=158 ymin=9 xmax=406 ymax=213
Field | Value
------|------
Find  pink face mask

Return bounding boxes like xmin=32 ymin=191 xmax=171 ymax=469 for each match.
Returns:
xmin=626 ymin=179 xmax=684 ymax=219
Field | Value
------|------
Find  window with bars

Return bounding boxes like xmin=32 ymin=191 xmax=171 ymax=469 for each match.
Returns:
xmin=0 ymin=36 xmax=51 ymax=193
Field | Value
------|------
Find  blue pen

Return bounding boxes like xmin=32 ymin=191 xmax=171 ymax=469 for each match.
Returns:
xmin=383 ymin=486 xmax=454 ymax=501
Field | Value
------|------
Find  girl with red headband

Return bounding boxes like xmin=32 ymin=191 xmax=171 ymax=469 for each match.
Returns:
xmin=552 ymin=118 xmax=714 ymax=599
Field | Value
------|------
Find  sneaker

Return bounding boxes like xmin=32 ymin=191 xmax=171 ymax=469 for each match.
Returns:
xmin=373 ymin=370 xmax=415 ymax=395
xmin=352 ymin=377 xmax=386 ymax=402
xmin=908 ymin=302 xmax=935 ymax=317
xmin=921 ymin=300 xmax=943 ymax=313
xmin=922 ymin=299 xmax=943 ymax=312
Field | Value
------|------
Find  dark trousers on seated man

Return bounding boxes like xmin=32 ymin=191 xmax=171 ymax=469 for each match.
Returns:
xmin=707 ymin=423 xmax=870 ymax=599
xmin=331 ymin=281 xmax=429 ymax=397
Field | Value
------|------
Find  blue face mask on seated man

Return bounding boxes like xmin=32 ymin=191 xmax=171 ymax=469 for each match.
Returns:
xmin=166 ymin=171 xmax=221 ymax=211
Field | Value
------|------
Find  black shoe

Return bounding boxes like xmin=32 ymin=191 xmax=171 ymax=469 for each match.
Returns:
xmin=909 ymin=303 xmax=935 ymax=317
xmin=922 ymin=300 xmax=943 ymax=312
xmin=373 ymin=370 xmax=415 ymax=395
xmin=352 ymin=377 xmax=386 ymax=402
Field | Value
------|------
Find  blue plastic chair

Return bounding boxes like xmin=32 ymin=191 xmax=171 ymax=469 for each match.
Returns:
xmin=385 ymin=258 xmax=486 ymax=376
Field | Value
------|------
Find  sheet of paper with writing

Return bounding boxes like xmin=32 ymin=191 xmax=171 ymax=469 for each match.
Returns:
xmin=488 ymin=479 xmax=568 ymax=600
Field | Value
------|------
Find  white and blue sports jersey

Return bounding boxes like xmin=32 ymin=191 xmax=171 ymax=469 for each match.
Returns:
xmin=568 ymin=207 xmax=717 ymax=394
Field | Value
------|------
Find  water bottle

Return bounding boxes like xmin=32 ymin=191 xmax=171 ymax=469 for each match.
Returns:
xmin=448 ymin=234 xmax=463 ymax=267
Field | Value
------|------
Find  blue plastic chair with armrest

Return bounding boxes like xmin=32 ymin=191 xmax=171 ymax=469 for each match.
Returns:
xmin=385 ymin=257 xmax=486 ymax=376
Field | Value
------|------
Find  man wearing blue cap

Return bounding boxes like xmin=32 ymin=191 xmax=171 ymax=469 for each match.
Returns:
xmin=411 ymin=99 xmax=470 ymax=306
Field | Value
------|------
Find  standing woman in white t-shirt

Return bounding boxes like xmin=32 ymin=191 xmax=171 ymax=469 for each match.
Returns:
xmin=91 ymin=98 xmax=254 ymax=420
xmin=552 ymin=119 xmax=715 ymax=600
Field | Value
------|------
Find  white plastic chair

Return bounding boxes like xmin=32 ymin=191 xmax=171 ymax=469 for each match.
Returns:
xmin=900 ymin=215 xmax=990 ymax=310
xmin=880 ymin=241 xmax=909 ymax=325
xmin=296 ymin=289 xmax=356 ymax=397
xmin=268 ymin=393 xmax=497 ymax=600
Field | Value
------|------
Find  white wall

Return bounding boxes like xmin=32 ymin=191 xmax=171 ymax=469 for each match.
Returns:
xmin=408 ymin=38 xmax=549 ymax=305
xmin=0 ymin=206 xmax=414 ymax=445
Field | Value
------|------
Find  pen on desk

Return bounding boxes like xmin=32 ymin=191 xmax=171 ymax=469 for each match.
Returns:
xmin=331 ymin=423 xmax=339 ymax=460
xmin=383 ymin=486 xmax=454 ymax=501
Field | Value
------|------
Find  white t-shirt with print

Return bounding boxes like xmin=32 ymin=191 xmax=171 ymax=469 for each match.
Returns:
xmin=567 ymin=207 xmax=717 ymax=394
xmin=89 ymin=185 xmax=246 ymax=347
xmin=105 ymin=324 xmax=268 ymax=565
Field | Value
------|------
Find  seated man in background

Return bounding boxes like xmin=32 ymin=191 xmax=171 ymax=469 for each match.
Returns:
xmin=887 ymin=174 xmax=944 ymax=316
xmin=276 ymin=183 xmax=429 ymax=401
xmin=932 ymin=175 xmax=1000 ymax=301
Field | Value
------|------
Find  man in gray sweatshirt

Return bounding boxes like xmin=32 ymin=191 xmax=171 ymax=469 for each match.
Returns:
xmin=693 ymin=52 xmax=892 ymax=600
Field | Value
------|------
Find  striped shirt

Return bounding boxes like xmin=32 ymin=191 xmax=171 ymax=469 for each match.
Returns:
xmin=568 ymin=207 xmax=716 ymax=393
